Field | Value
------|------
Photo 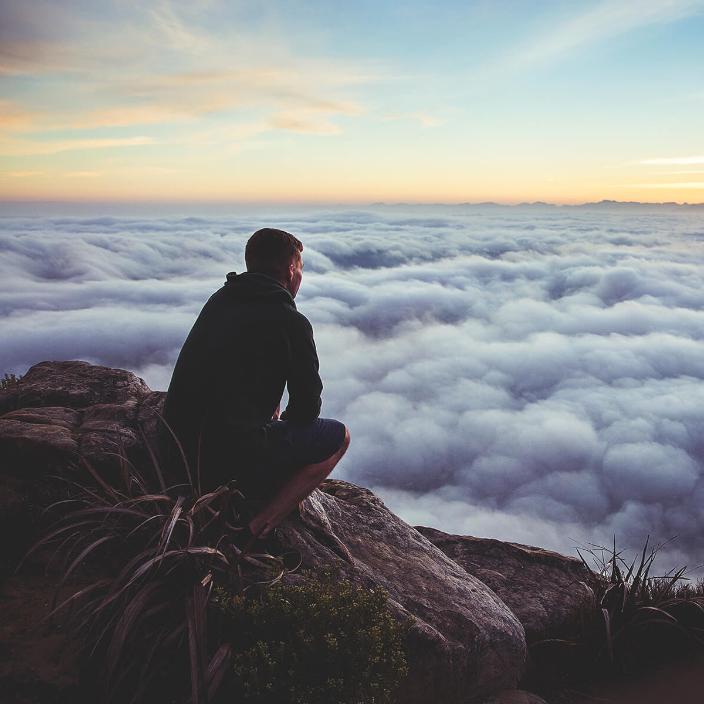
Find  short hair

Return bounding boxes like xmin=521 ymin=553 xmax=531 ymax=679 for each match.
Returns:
xmin=245 ymin=228 xmax=303 ymax=279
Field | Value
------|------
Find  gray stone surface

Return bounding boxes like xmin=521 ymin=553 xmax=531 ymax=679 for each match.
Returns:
xmin=0 ymin=360 xmax=165 ymax=483
xmin=416 ymin=526 xmax=595 ymax=643
xmin=287 ymin=481 xmax=528 ymax=702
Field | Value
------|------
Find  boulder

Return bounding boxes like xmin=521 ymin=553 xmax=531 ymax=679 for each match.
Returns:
xmin=0 ymin=360 xmax=164 ymax=485
xmin=0 ymin=360 xmax=151 ymax=414
xmin=1 ymin=360 xmax=532 ymax=703
xmin=416 ymin=526 xmax=595 ymax=643
xmin=284 ymin=481 xmax=527 ymax=702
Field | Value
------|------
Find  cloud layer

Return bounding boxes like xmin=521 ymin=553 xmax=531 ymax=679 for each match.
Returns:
xmin=2 ymin=204 xmax=703 ymax=575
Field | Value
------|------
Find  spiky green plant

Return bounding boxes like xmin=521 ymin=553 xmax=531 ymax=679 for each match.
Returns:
xmin=529 ymin=536 xmax=704 ymax=695
xmin=575 ymin=536 xmax=704 ymax=673
xmin=19 ymin=416 xmax=288 ymax=704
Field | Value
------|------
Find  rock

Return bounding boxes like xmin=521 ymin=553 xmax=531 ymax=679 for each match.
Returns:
xmin=284 ymin=481 xmax=527 ymax=703
xmin=0 ymin=360 xmax=151 ymax=414
xmin=0 ymin=361 xmax=165 ymax=485
xmin=1 ymin=360 xmax=534 ymax=703
xmin=0 ymin=408 xmax=80 ymax=477
xmin=0 ymin=362 xmax=166 ymax=570
xmin=416 ymin=526 xmax=595 ymax=643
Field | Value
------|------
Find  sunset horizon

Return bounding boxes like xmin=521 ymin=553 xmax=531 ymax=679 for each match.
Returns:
xmin=2 ymin=1 xmax=704 ymax=205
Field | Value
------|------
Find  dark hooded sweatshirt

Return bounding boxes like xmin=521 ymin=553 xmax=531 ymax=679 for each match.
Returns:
xmin=160 ymin=271 xmax=322 ymax=490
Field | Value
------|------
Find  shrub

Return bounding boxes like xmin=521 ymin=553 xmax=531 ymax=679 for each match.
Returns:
xmin=212 ymin=567 xmax=409 ymax=704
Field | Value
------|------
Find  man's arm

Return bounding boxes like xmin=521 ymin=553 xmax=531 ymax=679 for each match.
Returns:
xmin=280 ymin=314 xmax=323 ymax=423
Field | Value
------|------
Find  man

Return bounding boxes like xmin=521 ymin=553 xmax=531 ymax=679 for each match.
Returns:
xmin=160 ymin=227 xmax=350 ymax=545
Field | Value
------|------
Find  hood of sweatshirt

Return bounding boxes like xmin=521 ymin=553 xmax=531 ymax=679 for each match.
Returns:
xmin=222 ymin=271 xmax=296 ymax=307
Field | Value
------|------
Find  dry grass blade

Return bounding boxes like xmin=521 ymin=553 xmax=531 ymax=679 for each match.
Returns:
xmin=191 ymin=485 xmax=231 ymax=515
xmin=630 ymin=535 xmax=652 ymax=595
xmin=601 ymin=608 xmax=613 ymax=663
xmin=51 ymin=535 xmax=115 ymax=613
xmin=15 ymin=519 xmax=97 ymax=573
xmin=121 ymin=494 xmax=172 ymax=507
xmin=40 ymin=498 xmax=88 ymax=517
xmin=657 ymin=566 xmax=689 ymax=600
xmin=122 ymin=547 xmax=230 ymax=594
xmin=630 ymin=605 xmax=678 ymax=623
xmin=39 ymin=579 xmax=112 ymax=626
xmin=159 ymin=496 xmax=185 ymax=555
xmin=150 ymin=409 xmax=193 ymax=489
xmin=47 ymin=473 xmax=112 ymax=507
xmin=80 ymin=456 xmax=126 ymax=502
xmin=186 ymin=579 xmax=209 ymax=704
xmin=139 ymin=425 xmax=167 ymax=492
xmin=106 ymin=581 xmax=164 ymax=683
xmin=206 ymin=643 xmax=232 ymax=701
xmin=126 ymin=514 xmax=168 ymax=542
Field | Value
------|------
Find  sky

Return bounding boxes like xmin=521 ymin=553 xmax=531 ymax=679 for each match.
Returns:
xmin=1 ymin=203 xmax=703 ymax=576
xmin=1 ymin=0 xmax=704 ymax=204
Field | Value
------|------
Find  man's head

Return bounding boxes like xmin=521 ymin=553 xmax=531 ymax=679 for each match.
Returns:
xmin=245 ymin=228 xmax=304 ymax=298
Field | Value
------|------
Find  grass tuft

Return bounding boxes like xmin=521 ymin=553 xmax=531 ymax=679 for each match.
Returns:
xmin=529 ymin=536 xmax=704 ymax=699
xmin=1 ymin=372 xmax=23 ymax=390
xmin=20 ymin=417 xmax=288 ymax=704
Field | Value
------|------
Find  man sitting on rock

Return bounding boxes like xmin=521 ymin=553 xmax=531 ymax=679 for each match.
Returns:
xmin=160 ymin=227 xmax=350 ymax=548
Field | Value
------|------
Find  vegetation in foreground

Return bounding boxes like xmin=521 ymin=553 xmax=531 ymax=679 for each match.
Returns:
xmin=19 ymin=417 xmax=409 ymax=704
xmin=528 ymin=537 xmax=704 ymax=701
xmin=213 ymin=568 xmax=409 ymax=704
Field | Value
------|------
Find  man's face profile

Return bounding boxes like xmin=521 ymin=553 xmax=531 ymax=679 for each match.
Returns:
xmin=287 ymin=254 xmax=303 ymax=298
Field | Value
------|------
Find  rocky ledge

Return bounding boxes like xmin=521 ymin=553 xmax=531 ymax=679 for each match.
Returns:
xmin=0 ymin=361 xmax=595 ymax=704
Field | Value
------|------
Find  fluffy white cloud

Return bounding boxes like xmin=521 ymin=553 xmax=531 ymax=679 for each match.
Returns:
xmin=1 ymin=203 xmax=703 ymax=575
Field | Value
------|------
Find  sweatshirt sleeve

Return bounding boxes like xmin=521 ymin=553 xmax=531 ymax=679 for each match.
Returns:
xmin=280 ymin=313 xmax=323 ymax=422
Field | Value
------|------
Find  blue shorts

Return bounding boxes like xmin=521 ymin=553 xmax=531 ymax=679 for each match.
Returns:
xmin=263 ymin=417 xmax=347 ymax=468
xmin=233 ymin=417 xmax=346 ymax=502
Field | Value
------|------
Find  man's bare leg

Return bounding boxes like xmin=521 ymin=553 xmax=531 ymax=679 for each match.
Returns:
xmin=248 ymin=427 xmax=350 ymax=539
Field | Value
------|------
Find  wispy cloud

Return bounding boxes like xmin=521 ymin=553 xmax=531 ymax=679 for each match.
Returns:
xmin=0 ymin=2 xmax=373 ymax=143
xmin=383 ymin=112 xmax=445 ymax=128
xmin=64 ymin=170 xmax=103 ymax=178
xmin=3 ymin=171 xmax=45 ymax=178
xmin=627 ymin=181 xmax=704 ymax=188
xmin=640 ymin=156 xmax=704 ymax=165
xmin=147 ymin=0 xmax=211 ymax=53
xmin=0 ymin=136 xmax=154 ymax=157
xmin=0 ymin=100 xmax=37 ymax=131
xmin=503 ymin=0 xmax=704 ymax=70
xmin=270 ymin=113 xmax=341 ymax=135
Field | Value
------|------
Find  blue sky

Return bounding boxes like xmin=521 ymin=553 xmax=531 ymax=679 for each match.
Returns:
xmin=1 ymin=0 xmax=703 ymax=203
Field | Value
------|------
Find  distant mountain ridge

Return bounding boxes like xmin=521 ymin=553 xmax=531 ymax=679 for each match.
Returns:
xmin=370 ymin=199 xmax=704 ymax=208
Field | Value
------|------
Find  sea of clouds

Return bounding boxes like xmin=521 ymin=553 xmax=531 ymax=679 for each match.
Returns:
xmin=2 ymin=202 xmax=703 ymax=575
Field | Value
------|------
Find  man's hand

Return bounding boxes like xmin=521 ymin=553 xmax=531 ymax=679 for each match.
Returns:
xmin=272 ymin=404 xmax=280 ymax=421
